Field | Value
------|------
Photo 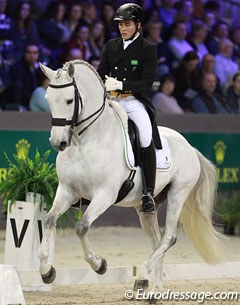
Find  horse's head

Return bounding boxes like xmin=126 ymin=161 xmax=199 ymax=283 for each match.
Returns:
xmin=40 ymin=62 xmax=80 ymax=151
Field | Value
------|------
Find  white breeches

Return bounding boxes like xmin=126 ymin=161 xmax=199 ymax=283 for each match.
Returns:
xmin=115 ymin=96 xmax=152 ymax=148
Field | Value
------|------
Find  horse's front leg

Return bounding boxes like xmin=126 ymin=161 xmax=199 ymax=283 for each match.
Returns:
xmin=38 ymin=184 xmax=78 ymax=283
xmin=76 ymin=192 xmax=115 ymax=274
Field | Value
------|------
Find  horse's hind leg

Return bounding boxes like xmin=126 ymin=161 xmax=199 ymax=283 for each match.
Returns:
xmin=145 ymin=182 xmax=195 ymax=279
xmin=76 ymin=193 xmax=114 ymax=273
xmin=135 ymin=208 xmax=164 ymax=293
xmin=38 ymin=185 xmax=78 ymax=283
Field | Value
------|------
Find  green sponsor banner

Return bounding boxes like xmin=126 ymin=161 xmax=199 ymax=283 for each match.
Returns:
xmin=0 ymin=131 xmax=239 ymax=190
xmin=0 ymin=131 xmax=56 ymax=182
xmin=183 ymin=133 xmax=240 ymax=190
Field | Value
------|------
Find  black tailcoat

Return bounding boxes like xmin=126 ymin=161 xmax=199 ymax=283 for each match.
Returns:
xmin=97 ymin=35 xmax=162 ymax=149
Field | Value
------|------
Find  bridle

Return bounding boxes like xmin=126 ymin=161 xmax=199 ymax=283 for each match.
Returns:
xmin=49 ymin=77 xmax=107 ymax=137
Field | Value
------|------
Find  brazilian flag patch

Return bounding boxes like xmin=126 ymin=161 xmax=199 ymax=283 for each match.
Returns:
xmin=131 ymin=59 xmax=138 ymax=65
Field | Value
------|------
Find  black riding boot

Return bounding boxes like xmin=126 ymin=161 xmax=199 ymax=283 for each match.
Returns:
xmin=140 ymin=141 xmax=156 ymax=213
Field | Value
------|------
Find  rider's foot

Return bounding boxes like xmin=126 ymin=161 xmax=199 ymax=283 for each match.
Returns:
xmin=140 ymin=193 xmax=155 ymax=213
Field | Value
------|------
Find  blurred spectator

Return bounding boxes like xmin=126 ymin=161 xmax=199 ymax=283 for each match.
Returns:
xmin=172 ymin=50 xmax=200 ymax=110
xmin=11 ymin=0 xmax=54 ymax=20
xmin=226 ymin=72 xmax=240 ymax=114
xmin=0 ymin=0 xmax=15 ymax=67
xmin=100 ymin=1 xmax=118 ymax=42
xmin=9 ymin=43 xmax=41 ymax=111
xmin=168 ymin=21 xmax=193 ymax=67
xmin=0 ymin=63 xmax=10 ymax=110
xmin=11 ymin=1 xmax=40 ymax=62
xmin=30 ymin=72 xmax=50 ymax=112
xmin=189 ymin=20 xmax=209 ymax=62
xmin=63 ymin=2 xmax=83 ymax=35
xmin=63 ymin=24 xmax=92 ymax=62
xmin=38 ymin=1 xmax=71 ymax=66
xmin=215 ymin=38 xmax=238 ymax=88
xmin=88 ymin=55 xmax=100 ymax=70
xmin=152 ymin=74 xmax=184 ymax=113
xmin=144 ymin=8 xmax=160 ymax=27
xmin=200 ymin=53 xmax=222 ymax=95
xmin=144 ymin=20 xmax=172 ymax=77
xmin=204 ymin=0 xmax=220 ymax=20
xmin=206 ymin=20 xmax=229 ymax=55
xmin=158 ymin=0 xmax=177 ymax=33
xmin=79 ymin=2 xmax=97 ymax=27
xmin=192 ymin=0 xmax=205 ymax=20
xmin=65 ymin=47 xmax=83 ymax=62
xmin=191 ymin=72 xmax=229 ymax=113
xmin=231 ymin=27 xmax=240 ymax=67
xmin=203 ymin=11 xmax=216 ymax=34
xmin=89 ymin=20 xmax=105 ymax=58
xmin=174 ymin=0 xmax=194 ymax=34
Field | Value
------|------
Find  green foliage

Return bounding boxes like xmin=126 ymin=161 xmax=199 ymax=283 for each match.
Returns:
xmin=0 ymin=149 xmax=83 ymax=228
xmin=0 ymin=150 xmax=58 ymax=212
xmin=216 ymin=191 xmax=240 ymax=227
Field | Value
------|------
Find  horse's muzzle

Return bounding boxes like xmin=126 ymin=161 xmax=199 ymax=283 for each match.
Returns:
xmin=49 ymin=137 xmax=68 ymax=151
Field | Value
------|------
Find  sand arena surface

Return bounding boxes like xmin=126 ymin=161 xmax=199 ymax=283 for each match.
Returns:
xmin=0 ymin=226 xmax=239 ymax=304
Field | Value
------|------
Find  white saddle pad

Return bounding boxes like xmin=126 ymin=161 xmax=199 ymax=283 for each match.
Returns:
xmin=112 ymin=110 xmax=171 ymax=170
xmin=125 ymin=133 xmax=172 ymax=170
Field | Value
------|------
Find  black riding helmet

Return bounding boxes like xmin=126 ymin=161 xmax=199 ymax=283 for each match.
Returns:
xmin=114 ymin=3 xmax=144 ymax=24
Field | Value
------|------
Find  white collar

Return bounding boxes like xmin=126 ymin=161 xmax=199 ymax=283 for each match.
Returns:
xmin=123 ymin=33 xmax=140 ymax=50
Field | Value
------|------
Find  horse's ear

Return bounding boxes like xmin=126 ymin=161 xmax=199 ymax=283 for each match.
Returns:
xmin=39 ymin=62 xmax=55 ymax=80
xmin=67 ymin=62 xmax=75 ymax=78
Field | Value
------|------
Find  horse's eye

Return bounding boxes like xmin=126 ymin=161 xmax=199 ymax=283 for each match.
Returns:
xmin=67 ymin=99 xmax=73 ymax=105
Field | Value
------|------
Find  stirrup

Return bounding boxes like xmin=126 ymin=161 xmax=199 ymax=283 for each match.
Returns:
xmin=140 ymin=193 xmax=156 ymax=213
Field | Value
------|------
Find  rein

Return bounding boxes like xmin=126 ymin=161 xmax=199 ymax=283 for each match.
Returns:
xmin=49 ymin=77 xmax=107 ymax=137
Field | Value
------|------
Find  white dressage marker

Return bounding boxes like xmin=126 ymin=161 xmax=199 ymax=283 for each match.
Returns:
xmin=18 ymin=262 xmax=240 ymax=287
xmin=0 ymin=264 xmax=26 ymax=305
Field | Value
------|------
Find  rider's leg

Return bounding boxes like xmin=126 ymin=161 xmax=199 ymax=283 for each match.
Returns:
xmin=119 ymin=98 xmax=156 ymax=213
xmin=140 ymin=140 xmax=156 ymax=212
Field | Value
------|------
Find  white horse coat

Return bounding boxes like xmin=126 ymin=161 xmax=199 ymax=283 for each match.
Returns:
xmin=38 ymin=60 xmax=225 ymax=294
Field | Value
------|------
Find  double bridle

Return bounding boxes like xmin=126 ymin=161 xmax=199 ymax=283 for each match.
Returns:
xmin=49 ymin=77 xmax=107 ymax=137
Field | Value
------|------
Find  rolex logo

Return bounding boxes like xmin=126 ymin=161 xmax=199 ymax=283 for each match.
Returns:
xmin=16 ymin=139 xmax=30 ymax=159
xmin=214 ymin=141 xmax=226 ymax=165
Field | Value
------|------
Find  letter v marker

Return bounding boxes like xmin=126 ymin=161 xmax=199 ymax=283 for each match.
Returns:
xmin=10 ymin=218 xmax=30 ymax=248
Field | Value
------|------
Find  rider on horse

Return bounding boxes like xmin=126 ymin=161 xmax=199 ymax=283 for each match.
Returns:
xmin=97 ymin=3 xmax=161 ymax=213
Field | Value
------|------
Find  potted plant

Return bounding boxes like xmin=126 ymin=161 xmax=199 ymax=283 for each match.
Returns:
xmin=0 ymin=150 xmax=58 ymax=213
xmin=0 ymin=149 xmax=59 ymax=291
xmin=216 ymin=191 xmax=240 ymax=235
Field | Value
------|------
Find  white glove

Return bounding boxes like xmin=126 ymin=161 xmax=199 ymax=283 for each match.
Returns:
xmin=105 ymin=75 xmax=123 ymax=91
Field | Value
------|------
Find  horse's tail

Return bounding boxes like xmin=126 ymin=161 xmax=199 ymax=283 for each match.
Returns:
xmin=179 ymin=148 xmax=226 ymax=265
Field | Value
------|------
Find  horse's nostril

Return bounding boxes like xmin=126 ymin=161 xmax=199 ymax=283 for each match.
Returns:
xmin=59 ymin=142 xmax=67 ymax=151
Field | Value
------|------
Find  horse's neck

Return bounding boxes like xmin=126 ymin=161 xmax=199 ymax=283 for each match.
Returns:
xmin=71 ymin=67 xmax=122 ymax=150
xmin=74 ymin=94 xmax=118 ymax=145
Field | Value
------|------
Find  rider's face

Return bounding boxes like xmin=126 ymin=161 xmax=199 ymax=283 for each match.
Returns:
xmin=118 ymin=20 xmax=137 ymax=40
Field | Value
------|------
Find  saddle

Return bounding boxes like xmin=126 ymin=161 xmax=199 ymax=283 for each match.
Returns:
xmin=127 ymin=119 xmax=141 ymax=166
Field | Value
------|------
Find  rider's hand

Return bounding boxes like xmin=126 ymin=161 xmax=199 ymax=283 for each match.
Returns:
xmin=105 ymin=75 xmax=123 ymax=91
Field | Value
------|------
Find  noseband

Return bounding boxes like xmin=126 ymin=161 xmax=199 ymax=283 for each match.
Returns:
xmin=49 ymin=77 xmax=107 ymax=137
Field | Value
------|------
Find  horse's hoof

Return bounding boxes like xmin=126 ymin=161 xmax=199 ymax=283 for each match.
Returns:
xmin=95 ymin=258 xmax=107 ymax=275
xmin=133 ymin=279 xmax=149 ymax=291
xmin=41 ymin=265 xmax=56 ymax=284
